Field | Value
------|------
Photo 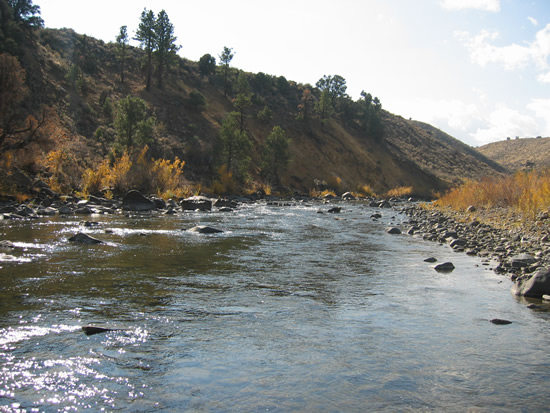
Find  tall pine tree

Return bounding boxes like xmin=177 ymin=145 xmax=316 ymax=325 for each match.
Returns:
xmin=154 ymin=10 xmax=179 ymax=89
xmin=134 ymin=8 xmax=156 ymax=91
xmin=116 ymin=25 xmax=128 ymax=84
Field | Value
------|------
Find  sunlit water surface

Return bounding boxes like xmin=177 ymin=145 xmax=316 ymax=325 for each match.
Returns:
xmin=1 ymin=202 xmax=549 ymax=412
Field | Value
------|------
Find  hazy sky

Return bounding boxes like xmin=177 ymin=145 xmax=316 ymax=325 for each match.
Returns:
xmin=37 ymin=0 xmax=550 ymax=146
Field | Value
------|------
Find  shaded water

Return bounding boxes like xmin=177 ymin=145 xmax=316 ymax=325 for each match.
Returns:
xmin=1 ymin=202 xmax=549 ymax=412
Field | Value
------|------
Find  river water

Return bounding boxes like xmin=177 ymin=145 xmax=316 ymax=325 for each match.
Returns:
xmin=1 ymin=201 xmax=549 ymax=412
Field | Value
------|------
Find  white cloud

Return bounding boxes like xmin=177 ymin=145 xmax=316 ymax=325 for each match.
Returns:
xmin=391 ymin=97 xmax=479 ymax=133
xmin=441 ymin=0 xmax=500 ymax=12
xmin=471 ymin=105 xmax=538 ymax=144
xmin=527 ymin=99 xmax=550 ymax=134
xmin=537 ymin=71 xmax=550 ymax=83
xmin=457 ymin=23 xmax=550 ymax=79
xmin=528 ymin=16 xmax=539 ymax=26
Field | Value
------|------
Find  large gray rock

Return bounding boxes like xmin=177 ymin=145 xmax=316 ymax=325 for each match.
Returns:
xmin=122 ymin=190 xmax=155 ymax=211
xmin=510 ymin=253 xmax=537 ymax=269
xmin=513 ymin=268 xmax=550 ymax=298
xmin=180 ymin=196 xmax=212 ymax=211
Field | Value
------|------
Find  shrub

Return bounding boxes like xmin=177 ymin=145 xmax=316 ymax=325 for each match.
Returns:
xmin=79 ymin=146 xmax=186 ymax=198
xmin=209 ymin=164 xmax=237 ymax=195
xmin=188 ymin=91 xmax=207 ymax=112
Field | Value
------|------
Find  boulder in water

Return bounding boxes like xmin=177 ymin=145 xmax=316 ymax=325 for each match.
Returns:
xmin=434 ymin=262 xmax=455 ymax=272
xmin=122 ymin=190 xmax=155 ymax=211
xmin=513 ymin=267 xmax=550 ymax=298
xmin=187 ymin=225 xmax=223 ymax=234
xmin=68 ymin=232 xmax=103 ymax=244
xmin=180 ymin=196 xmax=212 ymax=211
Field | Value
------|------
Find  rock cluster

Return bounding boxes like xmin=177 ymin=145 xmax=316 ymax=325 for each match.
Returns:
xmin=400 ymin=204 xmax=550 ymax=295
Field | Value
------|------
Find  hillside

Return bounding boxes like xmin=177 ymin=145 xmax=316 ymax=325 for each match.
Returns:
xmin=1 ymin=27 xmax=505 ymax=198
xmin=478 ymin=137 xmax=550 ymax=171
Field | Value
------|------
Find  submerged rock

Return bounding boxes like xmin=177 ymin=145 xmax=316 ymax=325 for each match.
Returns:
xmin=386 ymin=227 xmax=401 ymax=235
xmin=328 ymin=207 xmax=342 ymax=213
xmin=490 ymin=318 xmax=512 ymax=325
xmin=68 ymin=232 xmax=103 ymax=244
xmin=82 ymin=326 xmax=122 ymax=336
xmin=424 ymin=257 xmax=437 ymax=263
xmin=187 ymin=225 xmax=223 ymax=234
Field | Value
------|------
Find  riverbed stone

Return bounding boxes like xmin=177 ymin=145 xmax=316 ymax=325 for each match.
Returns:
xmin=386 ymin=227 xmax=401 ymax=234
xmin=0 ymin=240 xmax=15 ymax=250
xmin=122 ymin=190 xmax=156 ymax=211
xmin=512 ymin=267 xmax=550 ymax=298
xmin=510 ymin=253 xmax=537 ymax=269
xmin=434 ymin=262 xmax=455 ymax=272
xmin=187 ymin=225 xmax=223 ymax=234
xmin=180 ymin=196 xmax=212 ymax=212
xmin=490 ymin=318 xmax=512 ymax=325
xmin=68 ymin=232 xmax=103 ymax=244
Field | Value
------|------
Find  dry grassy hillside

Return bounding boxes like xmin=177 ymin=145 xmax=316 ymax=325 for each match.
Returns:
xmin=3 ymin=27 xmax=505 ymax=197
xmin=478 ymin=137 xmax=550 ymax=171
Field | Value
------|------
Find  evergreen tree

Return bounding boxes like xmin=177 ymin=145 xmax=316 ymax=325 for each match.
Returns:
xmin=315 ymin=74 xmax=347 ymax=117
xmin=154 ymin=9 xmax=179 ymax=89
xmin=232 ymin=75 xmax=252 ymax=133
xmin=359 ymin=91 xmax=383 ymax=140
xmin=198 ymin=53 xmax=216 ymax=77
xmin=114 ymin=95 xmax=155 ymax=148
xmin=7 ymin=0 xmax=43 ymax=28
xmin=261 ymin=126 xmax=291 ymax=187
xmin=219 ymin=46 xmax=234 ymax=96
xmin=134 ymin=8 xmax=156 ymax=91
xmin=218 ymin=112 xmax=251 ymax=182
xmin=116 ymin=25 xmax=128 ymax=84
xmin=296 ymin=88 xmax=313 ymax=122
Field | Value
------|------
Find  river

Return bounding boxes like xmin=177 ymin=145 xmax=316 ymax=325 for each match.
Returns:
xmin=1 ymin=201 xmax=549 ymax=412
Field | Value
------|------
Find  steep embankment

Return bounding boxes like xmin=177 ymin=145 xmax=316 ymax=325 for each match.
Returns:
xmin=478 ymin=137 xmax=550 ymax=171
xmin=7 ymin=27 xmax=504 ymax=196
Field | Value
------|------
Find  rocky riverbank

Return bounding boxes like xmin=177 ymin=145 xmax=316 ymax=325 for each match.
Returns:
xmin=397 ymin=202 xmax=550 ymax=299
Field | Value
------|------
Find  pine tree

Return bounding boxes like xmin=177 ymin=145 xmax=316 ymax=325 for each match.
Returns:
xmin=261 ymin=126 xmax=291 ymax=187
xmin=154 ymin=10 xmax=179 ymax=89
xmin=218 ymin=112 xmax=251 ymax=182
xmin=134 ymin=8 xmax=156 ymax=91
xmin=116 ymin=26 xmax=128 ymax=84
xmin=219 ymin=46 xmax=234 ymax=97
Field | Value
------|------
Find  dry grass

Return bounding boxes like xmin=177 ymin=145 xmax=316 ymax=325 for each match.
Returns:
xmin=435 ymin=169 xmax=550 ymax=220
xmin=386 ymin=186 xmax=413 ymax=198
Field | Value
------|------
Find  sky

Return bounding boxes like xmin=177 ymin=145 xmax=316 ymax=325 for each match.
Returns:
xmin=37 ymin=0 xmax=550 ymax=147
